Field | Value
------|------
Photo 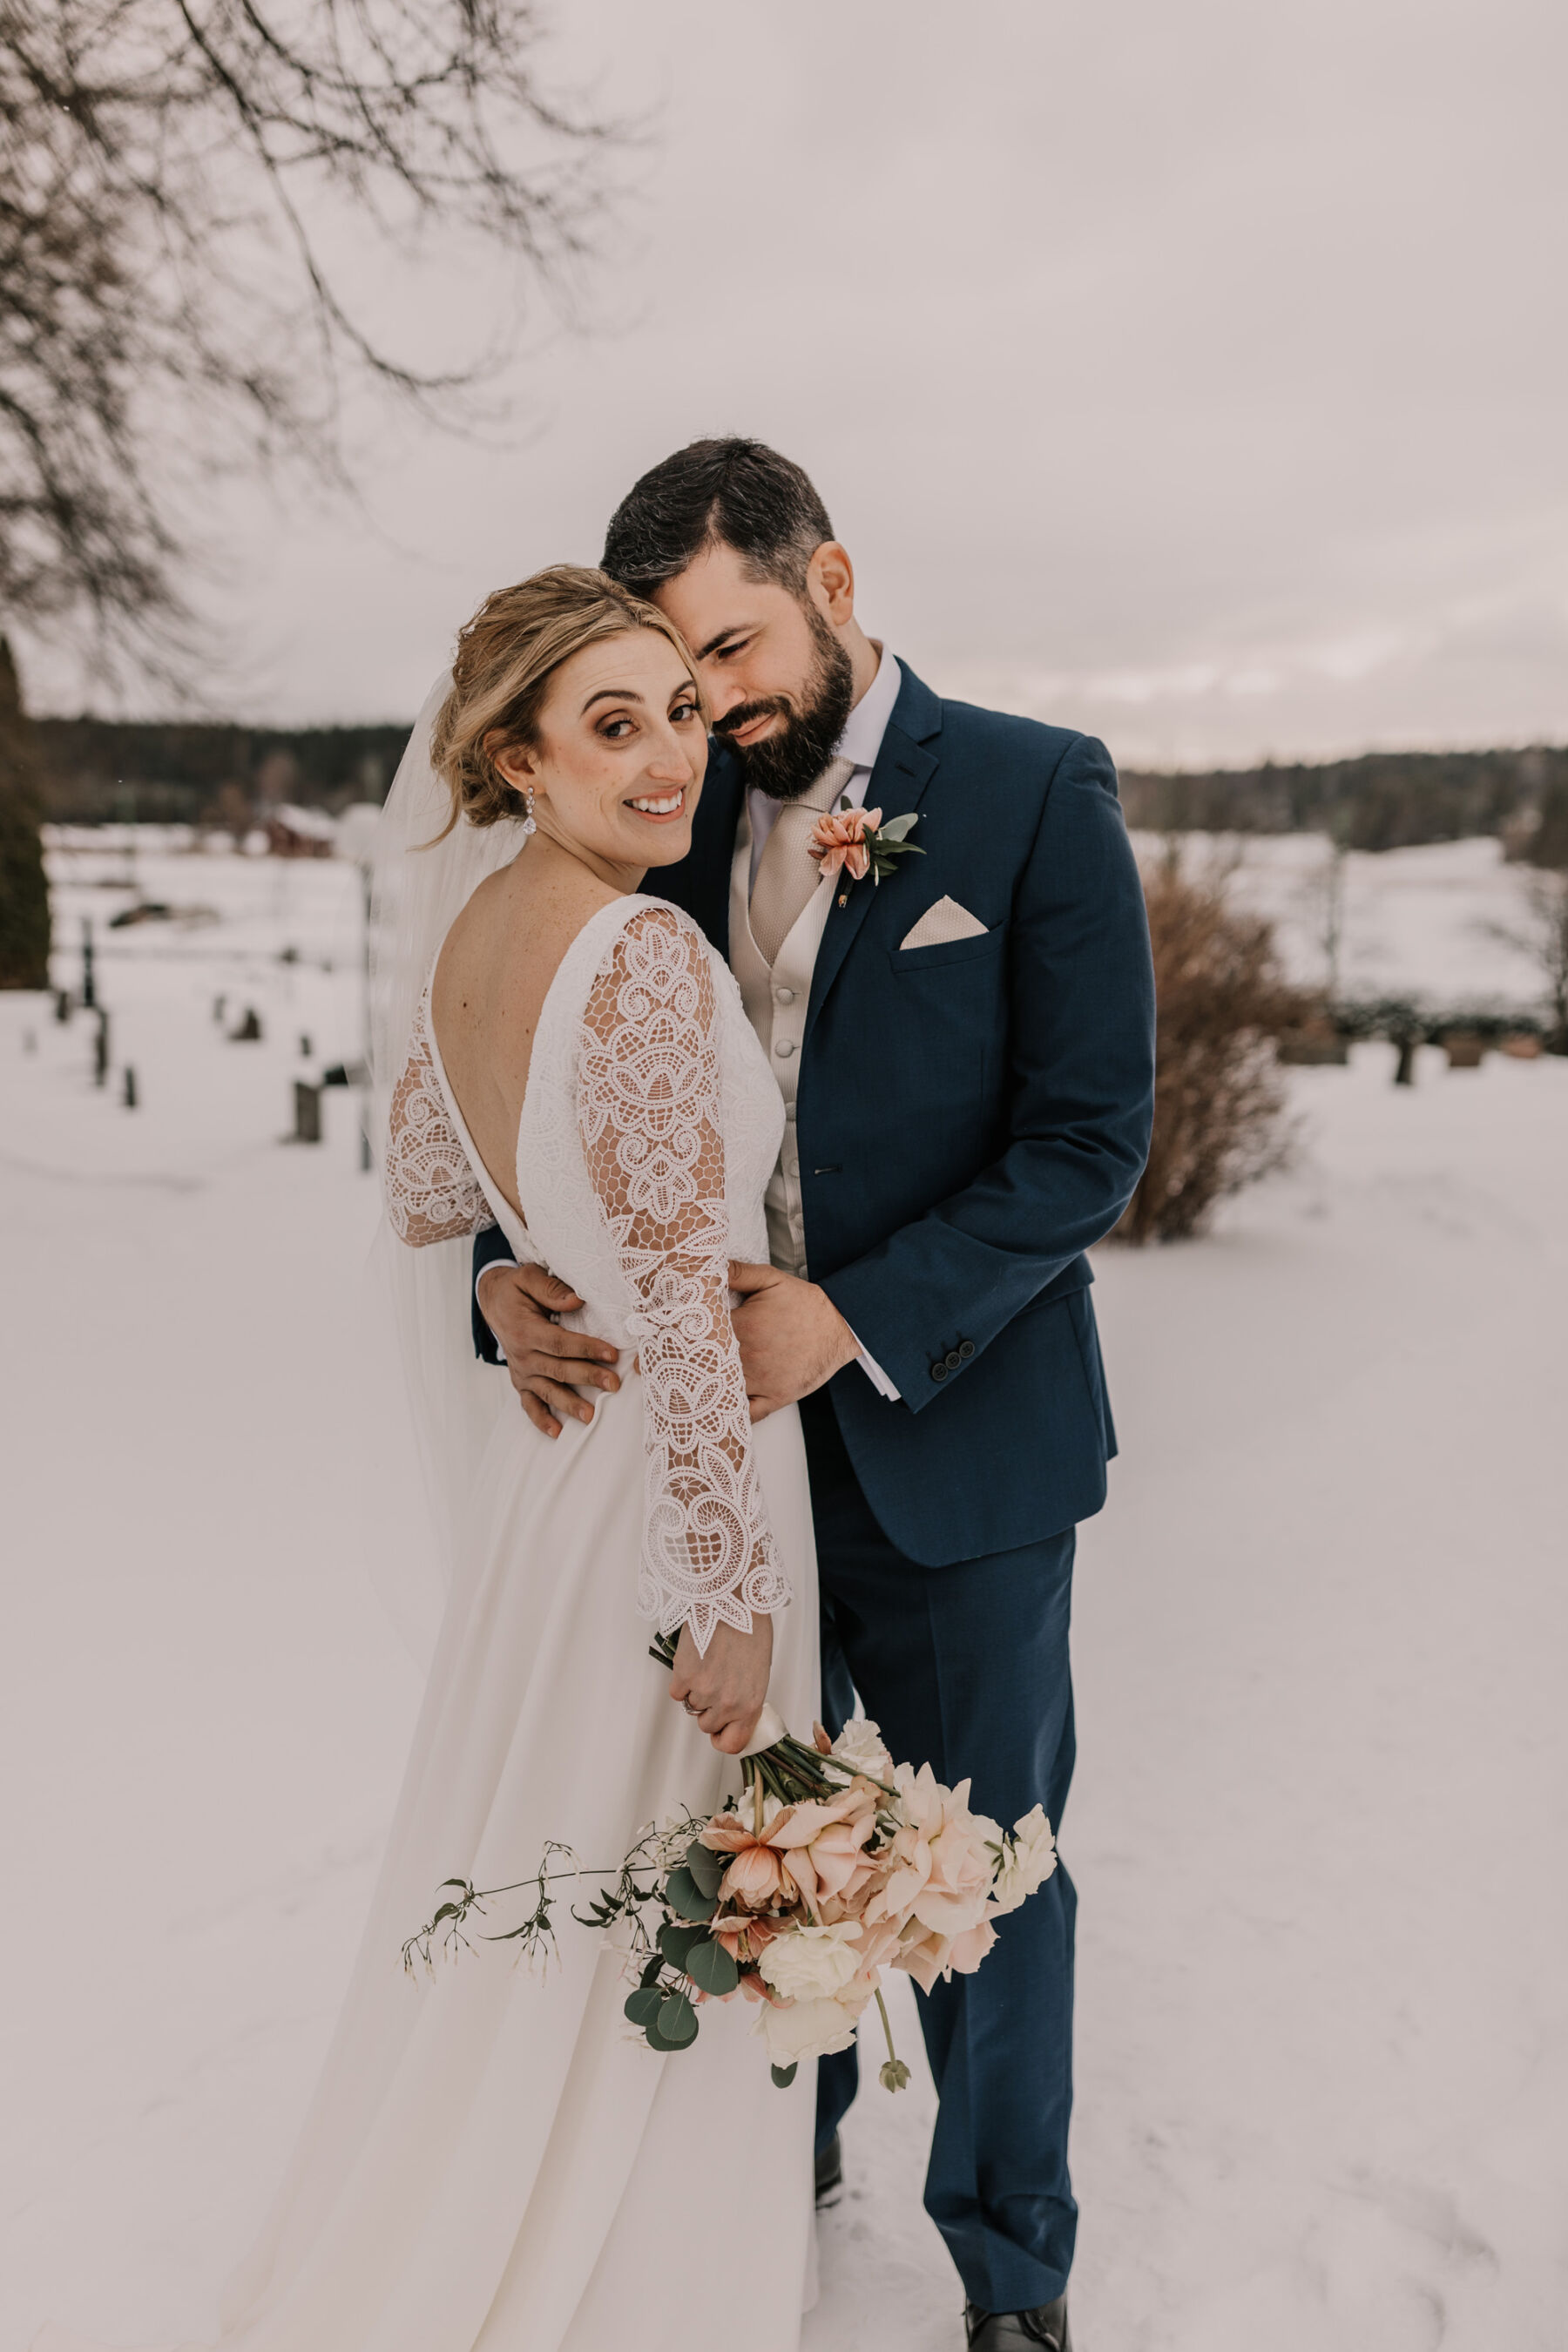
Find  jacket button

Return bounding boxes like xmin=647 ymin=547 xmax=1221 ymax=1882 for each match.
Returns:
xmin=930 ymin=1361 xmax=949 ymax=1382
xmin=958 ymin=1340 xmax=975 ymax=1361
xmin=774 ymin=1038 xmax=794 ymax=1058
xmin=944 ymin=1349 xmax=962 ymax=1371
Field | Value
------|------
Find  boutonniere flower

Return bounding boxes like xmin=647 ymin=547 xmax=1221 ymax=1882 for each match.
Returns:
xmin=808 ymin=802 xmax=925 ymax=898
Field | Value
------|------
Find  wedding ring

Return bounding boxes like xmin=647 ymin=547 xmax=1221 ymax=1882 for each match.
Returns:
xmin=684 ymin=1700 xmax=699 ymax=1716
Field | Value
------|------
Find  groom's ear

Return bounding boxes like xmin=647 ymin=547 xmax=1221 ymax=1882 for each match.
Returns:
xmin=807 ymin=542 xmax=856 ymax=630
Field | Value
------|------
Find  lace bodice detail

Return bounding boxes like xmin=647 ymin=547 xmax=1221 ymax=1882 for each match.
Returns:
xmin=385 ymin=997 xmax=495 ymax=1244
xmin=385 ymin=897 xmax=789 ymax=1653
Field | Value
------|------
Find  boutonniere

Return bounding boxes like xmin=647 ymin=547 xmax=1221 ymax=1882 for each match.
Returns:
xmin=808 ymin=802 xmax=925 ymax=904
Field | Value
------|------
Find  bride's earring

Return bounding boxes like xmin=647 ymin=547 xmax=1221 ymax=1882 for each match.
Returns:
xmin=520 ymin=785 xmax=537 ymax=838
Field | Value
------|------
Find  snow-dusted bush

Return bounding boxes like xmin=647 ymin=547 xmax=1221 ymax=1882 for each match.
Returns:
xmin=1117 ymin=848 xmax=1310 ymax=1245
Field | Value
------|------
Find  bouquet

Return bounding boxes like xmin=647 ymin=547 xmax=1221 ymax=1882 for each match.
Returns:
xmin=404 ymin=1638 xmax=1056 ymax=2091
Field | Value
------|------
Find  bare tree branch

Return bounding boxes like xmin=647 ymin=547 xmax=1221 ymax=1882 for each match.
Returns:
xmin=0 ymin=0 xmax=620 ymax=686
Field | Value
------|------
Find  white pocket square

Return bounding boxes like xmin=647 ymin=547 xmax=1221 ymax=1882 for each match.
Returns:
xmin=900 ymin=896 xmax=989 ymax=950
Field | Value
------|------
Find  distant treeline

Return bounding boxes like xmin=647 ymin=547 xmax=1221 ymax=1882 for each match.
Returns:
xmin=34 ymin=716 xmax=413 ymax=825
xmin=1120 ymin=743 xmax=1568 ymax=864
xmin=28 ymin=716 xmax=1568 ymax=866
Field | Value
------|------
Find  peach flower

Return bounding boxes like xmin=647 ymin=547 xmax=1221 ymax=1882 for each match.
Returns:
xmin=763 ymin=1782 xmax=882 ymax=1915
xmin=709 ymin=1911 xmax=780 ymax=1967
xmin=896 ymin=1913 xmax=999 ymax=1994
xmin=701 ymin=1805 xmax=800 ymax=1912
xmin=865 ymin=1763 xmax=1002 ymax=1940
xmin=808 ymin=805 xmax=882 ymax=884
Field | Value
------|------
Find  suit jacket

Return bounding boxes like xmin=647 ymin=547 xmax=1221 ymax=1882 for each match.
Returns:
xmin=474 ymin=661 xmax=1155 ymax=1566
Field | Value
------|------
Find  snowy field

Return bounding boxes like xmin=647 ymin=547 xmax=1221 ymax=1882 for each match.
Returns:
xmin=1126 ymin=828 xmax=1551 ymax=1008
xmin=3 ymin=835 xmax=1565 ymax=2351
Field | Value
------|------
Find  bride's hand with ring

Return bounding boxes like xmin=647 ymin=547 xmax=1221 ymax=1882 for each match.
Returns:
xmin=668 ymin=1614 xmax=774 ymax=1755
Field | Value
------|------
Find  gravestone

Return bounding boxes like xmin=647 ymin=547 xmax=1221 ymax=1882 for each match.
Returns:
xmin=293 ymin=1080 xmax=323 ymax=1144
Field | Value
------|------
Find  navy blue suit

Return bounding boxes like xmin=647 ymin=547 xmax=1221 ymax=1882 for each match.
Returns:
xmin=473 ymin=663 xmax=1154 ymax=2308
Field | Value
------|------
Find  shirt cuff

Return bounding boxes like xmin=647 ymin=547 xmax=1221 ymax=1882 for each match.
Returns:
xmin=855 ymin=1345 xmax=902 ymax=1402
xmin=476 ymin=1251 xmax=518 ymax=1366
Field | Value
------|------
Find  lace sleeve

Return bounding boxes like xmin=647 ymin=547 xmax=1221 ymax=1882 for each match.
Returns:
xmin=578 ymin=905 xmax=790 ymax=1653
xmin=385 ymin=996 xmax=496 ymax=1247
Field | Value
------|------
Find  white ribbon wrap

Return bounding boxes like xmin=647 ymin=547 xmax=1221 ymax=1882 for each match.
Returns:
xmin=740 ymin=1702 xmax=788 ymax=1758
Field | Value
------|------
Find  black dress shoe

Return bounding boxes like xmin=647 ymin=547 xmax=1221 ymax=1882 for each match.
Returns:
xmin=964 ymin=2296 xmax=1072 ymax=2351
xmin=814 ymin=2132 xmax=843 ymax=2205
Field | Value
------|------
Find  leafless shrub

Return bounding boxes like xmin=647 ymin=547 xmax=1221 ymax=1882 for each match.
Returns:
xmin=0 ymin=1 xmax=619 ymax=683
xmin=1482 ymin=869 xmax=1568 ymax=1049
xmin=1116 ymin=847 xmax=1312 ymax=1244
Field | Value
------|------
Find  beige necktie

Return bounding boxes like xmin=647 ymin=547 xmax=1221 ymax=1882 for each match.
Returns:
xmin=748 ymin=756 xmax=857 ymax=966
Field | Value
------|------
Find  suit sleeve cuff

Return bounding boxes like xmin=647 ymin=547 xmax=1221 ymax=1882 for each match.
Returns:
xmin=475 ymin=1250 xmax=517 ymax=1366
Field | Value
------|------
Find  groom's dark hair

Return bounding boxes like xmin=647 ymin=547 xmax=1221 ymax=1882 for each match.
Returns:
xmin=602 ymin=438 xmax=834 ymax=601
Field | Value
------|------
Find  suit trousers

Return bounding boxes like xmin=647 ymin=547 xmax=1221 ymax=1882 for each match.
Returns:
xmin=801 ymin=1387 xmax=1079 ymax=2314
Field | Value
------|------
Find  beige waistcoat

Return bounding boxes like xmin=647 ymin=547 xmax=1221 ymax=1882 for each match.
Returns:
xmin=728 ymin=803 xmax=837 ymax=1279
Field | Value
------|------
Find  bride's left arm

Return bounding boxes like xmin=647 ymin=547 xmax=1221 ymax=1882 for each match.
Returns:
xmin=578 ymin=904 xmax=791 ymax=1666
xmin=384 ymin=999 xmax=496 ymax=1247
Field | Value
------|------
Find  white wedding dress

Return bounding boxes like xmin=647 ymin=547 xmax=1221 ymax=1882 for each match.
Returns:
xmin=40 ymin=894 xmax=820 ymax=2352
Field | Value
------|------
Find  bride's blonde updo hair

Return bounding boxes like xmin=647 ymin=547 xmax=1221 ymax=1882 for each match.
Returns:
xmin=427 ymin=564 xmax=706 ymax=841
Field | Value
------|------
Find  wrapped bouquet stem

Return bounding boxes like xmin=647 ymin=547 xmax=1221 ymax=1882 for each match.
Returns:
xmin=405 ymin=1635 xmax=1058 ymax=2089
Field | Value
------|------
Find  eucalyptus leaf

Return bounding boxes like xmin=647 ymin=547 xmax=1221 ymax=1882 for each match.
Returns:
xmin=655 ymin=1991 xmax=699 ymax=2048
xmin=624 ymin=1986 xmax=664 ymax=2028
xmin=657 ymin=1919 xmax=706 ymax=1969
xmin=878 ymin=812 xmax=919 ymax=841
xmin=663 ymin=1864 xmax=718 ymax=1923
xmin=683 ymin=1936 xmax=739 ymax=1997
xmin=682 ymin=1837 xmax=726 ymax=1898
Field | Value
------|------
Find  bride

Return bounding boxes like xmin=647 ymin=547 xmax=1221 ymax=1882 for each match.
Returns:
xmin=41 ymin=567 xmax=821 ymax=2351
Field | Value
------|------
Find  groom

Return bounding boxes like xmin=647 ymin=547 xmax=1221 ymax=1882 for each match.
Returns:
xmin=472 ymin=440 xmax=1155 ymax=2352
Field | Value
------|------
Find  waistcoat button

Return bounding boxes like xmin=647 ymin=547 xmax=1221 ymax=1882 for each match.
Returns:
xmin=774 ymin=1038 xmax=794 ymax=1058
xmin=775 ymin=986 xmax=795 ymax=1004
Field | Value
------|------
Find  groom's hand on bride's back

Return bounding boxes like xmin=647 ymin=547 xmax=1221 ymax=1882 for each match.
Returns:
xmin=475 ymin=1261 xmax=623 ymax=1439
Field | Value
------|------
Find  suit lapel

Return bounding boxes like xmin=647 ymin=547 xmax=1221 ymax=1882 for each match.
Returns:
xmin=806 ymin=666 xmax=943 ymax=1039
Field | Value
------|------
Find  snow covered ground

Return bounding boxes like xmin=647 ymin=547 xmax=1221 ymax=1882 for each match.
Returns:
xmin=1126 ymin=829 xmax=1553 ymax=1009
xmin=3 ymin=839 xmax=1565 ymax=2351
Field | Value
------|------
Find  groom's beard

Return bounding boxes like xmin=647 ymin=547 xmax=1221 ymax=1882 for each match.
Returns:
xmin=713 ymin=611 xmax=855 ymax=802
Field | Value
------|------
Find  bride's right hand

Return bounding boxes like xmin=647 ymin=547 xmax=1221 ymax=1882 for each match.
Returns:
xmin=669 ymin=1615 xmax=774 ymax=1756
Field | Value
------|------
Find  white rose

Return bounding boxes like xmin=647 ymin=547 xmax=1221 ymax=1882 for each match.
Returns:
xmin=754 ymin=1993 xmax=862 ymax=2068
xmin=756 ymin=1920 xmax=864 ymax=2004
xmin=990 ymin=1805 xmax=1058 ymax=1916
xmin=830 ymin=1716 xmax=893 ymax=1780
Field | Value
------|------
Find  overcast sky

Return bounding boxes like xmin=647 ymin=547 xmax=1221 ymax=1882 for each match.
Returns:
xmin=44 ymin=0 xmax=1568 ymax=767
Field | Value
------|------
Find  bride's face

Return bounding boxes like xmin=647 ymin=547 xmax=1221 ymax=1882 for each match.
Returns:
xmin=496 ymin=631 xmax=706 ymax=872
